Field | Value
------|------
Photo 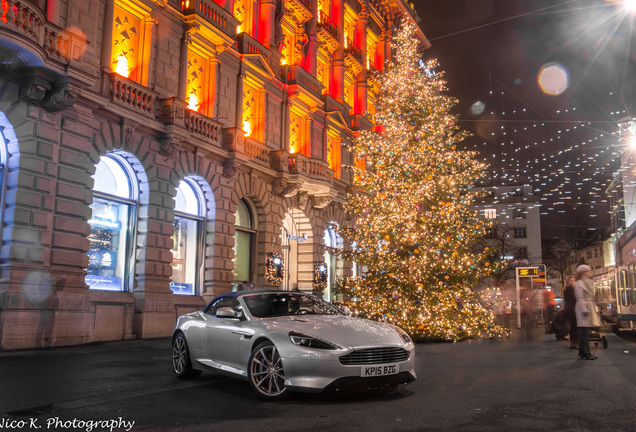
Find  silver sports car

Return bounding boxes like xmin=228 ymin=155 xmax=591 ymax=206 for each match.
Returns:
xmin=172 ymin=290 xmax=416 ymax=399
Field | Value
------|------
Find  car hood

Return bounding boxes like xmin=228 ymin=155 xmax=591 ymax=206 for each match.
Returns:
xmin=259 ymin=315 xmax=406 ymax=349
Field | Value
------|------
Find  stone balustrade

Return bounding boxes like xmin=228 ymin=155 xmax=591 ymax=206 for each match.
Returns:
xmin=0 ymin=0 xmax=85 ymax=62
xmin=243 ymin=137 xmax=270 ymax=166
xmin=109 ymin=74 xmax=157 ymax=116
xmin=185 ymin=110 xmax=223 ymax=146
xmin=280 ymin=64 xmax=324 ymax=100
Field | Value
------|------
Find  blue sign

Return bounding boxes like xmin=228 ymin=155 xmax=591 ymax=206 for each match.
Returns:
xmin=170 ymin=282 xmax=194 ymax=295
xmin=86 ymin=275 xmax=122 ymax=291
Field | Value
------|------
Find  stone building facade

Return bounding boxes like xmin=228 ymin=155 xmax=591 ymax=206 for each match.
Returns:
xmin=0 ymin=0 xmax=428 ymax=349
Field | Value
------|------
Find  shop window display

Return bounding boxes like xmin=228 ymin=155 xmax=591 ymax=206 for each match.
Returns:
xmin=171 ymin=179 xmax=204 ymax=295
xmin=86 ymin=155 xmax=137 ymax=291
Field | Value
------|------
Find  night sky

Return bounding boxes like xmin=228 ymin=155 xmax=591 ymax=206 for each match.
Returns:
xmin=412 ymin=0 xmax=636 ymax=244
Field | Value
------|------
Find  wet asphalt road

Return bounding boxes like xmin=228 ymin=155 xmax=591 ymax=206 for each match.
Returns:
xmin=1 ymin=328 xmax=635 ymax=432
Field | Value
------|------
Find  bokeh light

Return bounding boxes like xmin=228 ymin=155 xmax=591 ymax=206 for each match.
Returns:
xmin=471 ymin=101 xmax=486 ymax=115
xmin=538 ymin=62 xmax=569 ymax=95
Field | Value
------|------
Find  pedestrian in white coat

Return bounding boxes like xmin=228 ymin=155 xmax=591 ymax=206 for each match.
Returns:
xmin=574 ymin=264 xmax=600 ymax=360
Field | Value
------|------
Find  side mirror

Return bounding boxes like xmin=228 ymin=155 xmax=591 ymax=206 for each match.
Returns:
xmin=340 ymin=306 xmax=352 ymax=316
xmin=216 ymin=307 xmax=242 ymax=319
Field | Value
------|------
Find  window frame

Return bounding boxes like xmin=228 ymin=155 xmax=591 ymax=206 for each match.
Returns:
xmin=171 ymin=178 xmax=206 ymax=296
xmin=234 ymin=198 xmax=256 ymax=284
xmin=86 ymin=154 xmax=139 ymax=292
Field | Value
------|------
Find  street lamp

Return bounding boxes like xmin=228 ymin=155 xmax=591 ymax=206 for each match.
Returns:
xmin=624 ymin=0 xmax=636 ymax=13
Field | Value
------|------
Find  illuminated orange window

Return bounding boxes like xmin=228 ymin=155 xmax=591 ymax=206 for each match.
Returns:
xmin=367 ymin=94 xmax=376 ymax=115
xmin=344 ymin=74 xmax=355 ymax=114
xmin=280 ymin=28 xmax=293 ymax=65
xmin=289 ymin=111 xmax=309 ymax=156
xmin=243 ymin=81 xmax=264 ymax=141
xmin=317 ymin=57 xmax=330 ymax=95
xmin=112 ymin=3 xmax=144 ymax=82
xmin=327 ymin=133 xmax=341 ymax=180
xmin=186 ymin=48 xmax=215 ymax=115
xmin=317 ymin=0 xmax=331 ymax=20
xmin=344 ymin=8 xmax=355 ymax=49
xmin=366 ymin=32 xmax=378 ymax=70
xmin=234 ymin=0 xmax=256 ymax=35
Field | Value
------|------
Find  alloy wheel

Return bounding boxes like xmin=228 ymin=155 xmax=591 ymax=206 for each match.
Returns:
xmin=249 ymin=344 xmax=286 ymax=398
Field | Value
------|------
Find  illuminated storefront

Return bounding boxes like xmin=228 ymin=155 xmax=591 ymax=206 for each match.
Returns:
xmin=0 ymin=0 xmax=427 ymax=349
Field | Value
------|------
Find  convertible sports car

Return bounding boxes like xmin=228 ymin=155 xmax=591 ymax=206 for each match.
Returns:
xmin=172 ymin=290 xmax=416 ymax=399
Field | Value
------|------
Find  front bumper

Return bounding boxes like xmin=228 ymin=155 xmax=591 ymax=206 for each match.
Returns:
xmin=281 ymin=348 xmax=416 ymax=393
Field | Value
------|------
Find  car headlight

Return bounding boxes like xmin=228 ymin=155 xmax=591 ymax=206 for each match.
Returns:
xmin=289 ymin=332 xmax=341 ymax=350
xmin=394 ymin=326 xmax=413 ymax=345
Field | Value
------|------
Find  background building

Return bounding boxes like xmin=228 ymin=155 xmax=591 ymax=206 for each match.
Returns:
xmin=473 ymin=184 xmax=543 ymax=267
xmin=0 ymin=0 xmax=427 ymax=349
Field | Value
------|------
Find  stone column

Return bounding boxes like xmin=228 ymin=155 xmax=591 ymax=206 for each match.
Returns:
xmin=330 ymin=0 xmax=345 ymax=103
xmin=355 ymin=8 xmax=368 ymax=115
xmin=101 ymin=0 xmax=115 ymax=72
xmin=258 ymin=0 xmax=277 ymax=48
xmin=302 ymin=0 xmax=318 ymax=75
xmin=177 ymin=27 xmax=192 ymax=101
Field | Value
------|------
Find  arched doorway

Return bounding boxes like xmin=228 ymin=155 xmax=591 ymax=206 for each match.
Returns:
xmin=323 ymin=223 xmax=343 ymax=301
xmin=281 ymin=208 xmax=313 ymax=292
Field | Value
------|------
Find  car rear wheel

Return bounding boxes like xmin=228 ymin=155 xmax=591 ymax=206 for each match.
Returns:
xmin=172 ymin=332 xmax=201 ymax=378
xmin=248 ymin=341 xmax=287 ymax=400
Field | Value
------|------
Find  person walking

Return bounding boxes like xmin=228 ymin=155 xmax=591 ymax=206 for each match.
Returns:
xmin=563 ymin=276 xmax=578 ymax=350
xmin=574 ymin=265 xmax=600 ymax=360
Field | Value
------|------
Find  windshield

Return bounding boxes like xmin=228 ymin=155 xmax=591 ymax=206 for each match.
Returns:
xmin=242 ymin=293 xmax=345 ymax=318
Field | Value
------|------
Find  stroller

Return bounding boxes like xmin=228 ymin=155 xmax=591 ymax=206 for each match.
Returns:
xmin=550 ymin=308 xmax=608 ymax=349
xmin=589 ymin=304 xmax=608 ymax=349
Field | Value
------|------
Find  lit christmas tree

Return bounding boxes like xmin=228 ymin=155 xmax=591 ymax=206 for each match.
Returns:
xmin=334 ymin=22 xmax=508 ymax=342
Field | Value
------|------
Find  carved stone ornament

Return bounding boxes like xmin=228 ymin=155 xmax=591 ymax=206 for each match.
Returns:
xmin=160 ymin=138 xmax=181 ymax=156
xmin=20 ymin=75 xmax=50 ymax=105
xmin=124 ymin=127 xmax=134 ymax=147
xmin=297 ymin=191 xmax=309 ymax=209
xmin=281 ymin=182 xmax=301 ymax=197
xmin=196 ymin=154 xmax=204 ymax=175
xmin=15 ymin=66 xmax=77 ymax=111
xmin=272 ymin=179 xmax=287 ymax=195
xmin=313 ymin=195 xmax=332 ymax=209
xmin=223 ymin=155 xmax=237 ymax=178
xmin=41 ymin=82 xmax=77 ymax=112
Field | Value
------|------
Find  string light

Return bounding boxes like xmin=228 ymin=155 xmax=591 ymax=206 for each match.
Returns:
xmin=333 ymin=22 xmax=508 ymax=342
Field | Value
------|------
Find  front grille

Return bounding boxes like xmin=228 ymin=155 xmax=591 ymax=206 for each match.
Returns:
xmin=339 ymin=347 xmax=410 ymax=365
xmin=324 ymin=372 xmax=416 ymax=392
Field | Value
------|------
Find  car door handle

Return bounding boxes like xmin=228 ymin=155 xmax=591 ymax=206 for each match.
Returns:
xmin=232 ymin=330 xmax=254 ymax=338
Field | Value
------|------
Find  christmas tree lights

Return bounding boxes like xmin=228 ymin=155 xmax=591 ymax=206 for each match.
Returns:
xmin=334 ymin=22 xmax=508 ymax=342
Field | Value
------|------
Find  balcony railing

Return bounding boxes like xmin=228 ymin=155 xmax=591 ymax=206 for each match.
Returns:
xmin=288 ymin=152 xmax=333 ymax=184
xmin=236 ymin=32 xmax=281 ymax=76
xmin=280 ymin=64 xmax=323 ymax=100
xmin=169 ymin=0 xmax=238 ymax=41
xmin=345 ymin=38 xmax=364 ymax=65
xmin=322 ymin=94 xmax=350 ymax=121
xmin=243 ymin=137 xmax=270 ymax=166
xmin=298 ymin=0 xmax=312 ymax=11
xmin=109 ymin=74 xmax=157 ymax=117
xmin=0 ymin=0 xmax=86 ymax=62
xmin=185 ymin=110 xmax=223 ymax=146
xmin=317 ymin=10 xmax=339 ymax=41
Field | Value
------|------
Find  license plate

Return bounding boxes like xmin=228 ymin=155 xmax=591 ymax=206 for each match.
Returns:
xmin=361 ymin=363 xmax=398 ymax=377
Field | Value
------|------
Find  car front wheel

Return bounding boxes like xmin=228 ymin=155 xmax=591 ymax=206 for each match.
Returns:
xmin=172 ymin=332 xmax=202 ymax=378
xmin=248 ymin=341 xmax=287 ymax=400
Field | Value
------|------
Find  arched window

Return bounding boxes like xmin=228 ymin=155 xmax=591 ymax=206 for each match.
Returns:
xmin=234 ymin=199 xmax=255 ymax=285
xmin=171 ymin=178 xmax=205 ymax=295
xmin=86 ymin=154 xmax=139 ymax=291
xmin=0 ymin=112 xmax=14 ymax=231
